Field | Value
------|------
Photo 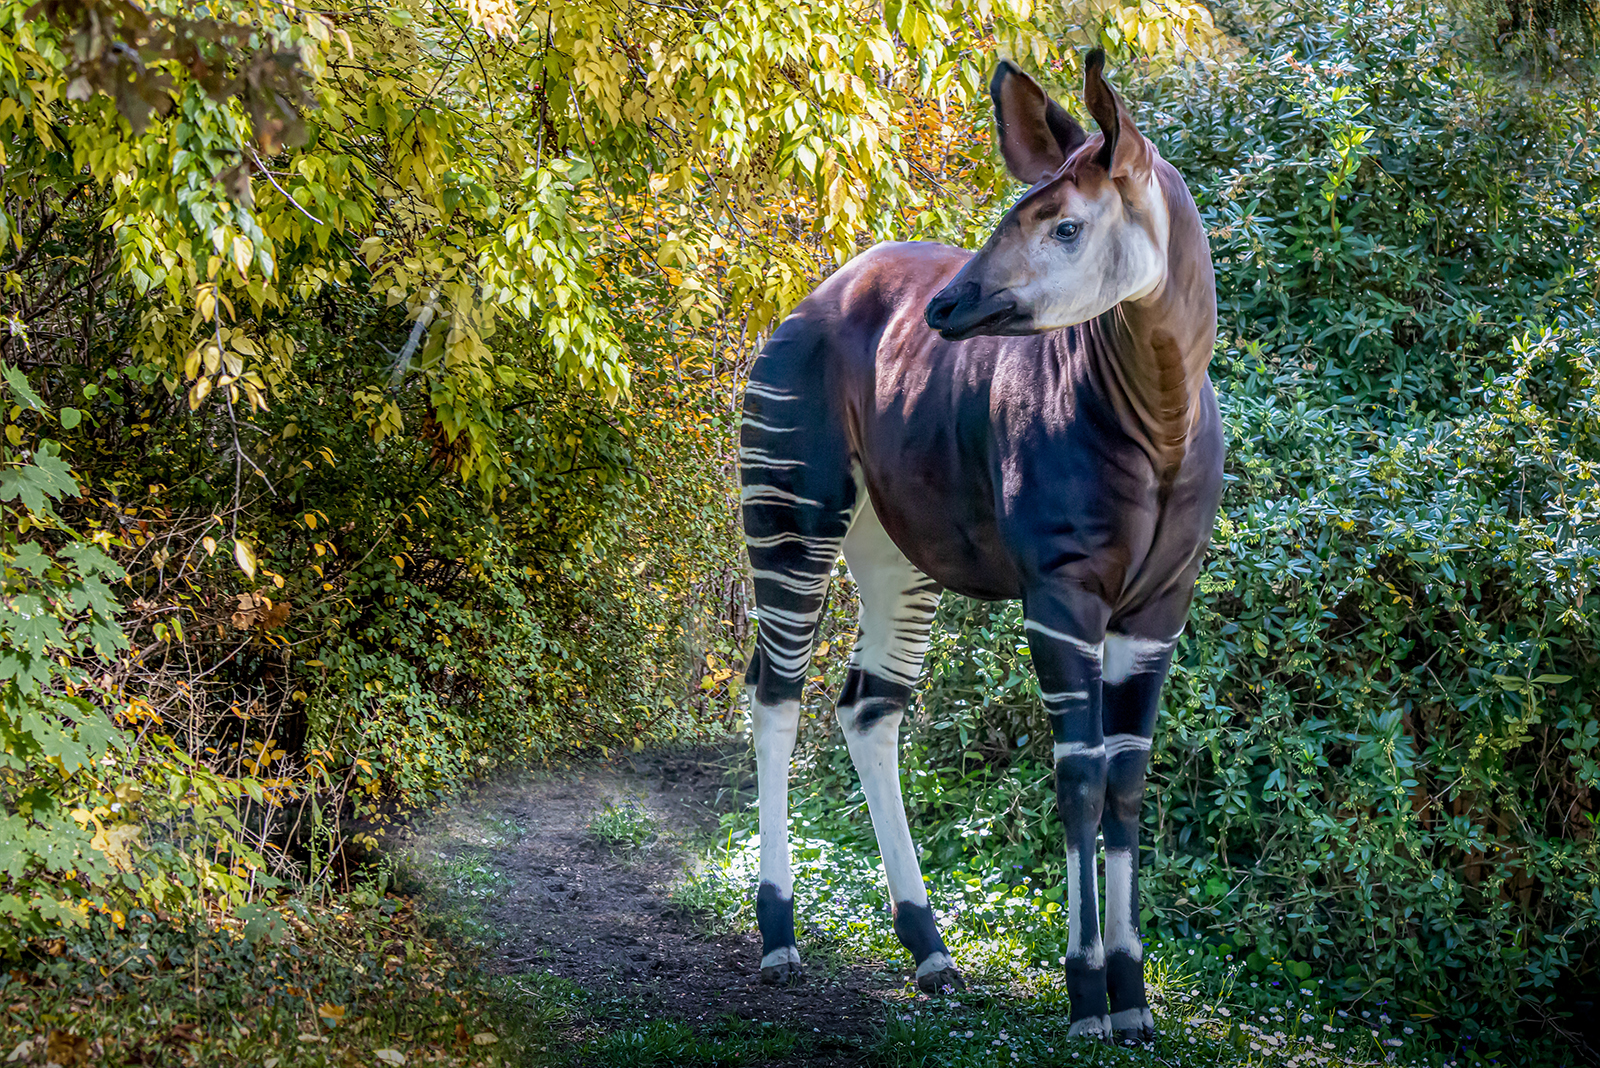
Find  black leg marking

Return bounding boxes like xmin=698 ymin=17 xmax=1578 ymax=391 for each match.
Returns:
xmin=756 ymin=880 xmax=802 ymax=985
xmin=894 ymin=901 xmax=965 ymax=994
xmin=837 ymin=667 xmax=913 ymax=733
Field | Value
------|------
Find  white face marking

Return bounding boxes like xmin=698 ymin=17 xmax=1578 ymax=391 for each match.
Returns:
xmin=1008 ymin=174 xmax=1168 ymax=331
xmin=1103 ymin=733 xmax=1153 ymax=760
xmin=1023 ymin=619 xmax=1104 ymax=660
xmin=1053 ymin=741 xmax=1106 ymax=762
xmin=1103 ymin=848 xmax=1142 ymax=961
xmin=1101 ymin=633 xmax=1177 ymax=685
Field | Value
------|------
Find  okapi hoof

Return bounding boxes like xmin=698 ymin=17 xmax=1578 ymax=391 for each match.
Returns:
xmin=1066 ymin=1015 xmax=1113 ymax=1041
xmin=915 ymin=965 xmax=967 ymax=995
xmin=759 ymin=947 xmax=803 ymax=986
xmin=1111 ymin=1007 xmax=1156 ymax=1044
xmin=760 ymin=961 xmax=803 ymax=985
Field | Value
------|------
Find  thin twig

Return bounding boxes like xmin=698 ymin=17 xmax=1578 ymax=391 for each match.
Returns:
xmin=247 ymin=147 xmax=326 ymax=226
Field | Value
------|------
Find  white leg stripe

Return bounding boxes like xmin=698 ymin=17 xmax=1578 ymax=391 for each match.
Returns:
xmin=760 ymin=946 xmax=802 ymax=968
xmin=743 ymin=382 xmax=797 ymax=402
xmin=915 ymin=952 xmax=955 ymax=978
xmin=1054 ymin=741 xmax=1105 ymax=762
xmin=738 ymin=447 xmax=806 ymax=469
xmin=741 ymin=416 xmax=795 ymax=433
xmin=1102 ymin=633 xmax=1177 ymax=685
xmin=1104 ymin=733 xmax=1153 ymax=759
xmin=1068 ymin=1016 xmax=1113 ymax=1039
xmin=1063 ymin=846 xmax=1103 ymax=968
xmin=741 ymin=485 xmax=823 ymax=508
xmin=748 ymin=568 xmax=830 ymax=596
xmin=1024 ymin=620 xmax=1104 ymax=659
xmin=1104 ymin=848 xmax=1142 ymax=961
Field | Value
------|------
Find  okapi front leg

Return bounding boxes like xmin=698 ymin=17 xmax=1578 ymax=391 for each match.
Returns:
xmin=1026 ymin=614 xmax=1111 ymax=1040
xmin=1101 ymin=631 xmax=1176 ymax=1041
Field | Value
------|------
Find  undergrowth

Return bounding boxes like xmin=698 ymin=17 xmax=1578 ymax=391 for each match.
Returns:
xmin=0 ymin=898 xmax=560 ymax=1068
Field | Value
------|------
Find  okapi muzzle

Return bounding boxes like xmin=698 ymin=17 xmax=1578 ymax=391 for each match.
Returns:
xmin=923 ymin=275 xmax=1025 ymax=340
xmin=736 ymin=47 xmax=1222 ymax=1046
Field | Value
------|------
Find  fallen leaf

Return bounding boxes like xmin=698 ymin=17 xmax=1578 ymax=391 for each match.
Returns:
xmin=374 ymin=1050 xmax=406 ymax=1066
xmin=45 ymin=1031 xmax=88 ymax=1067
xmin=471 ymin=1032 xmax=498 ymax=1046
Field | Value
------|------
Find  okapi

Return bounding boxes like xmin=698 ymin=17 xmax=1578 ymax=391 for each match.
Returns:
xmin=738 ymin=51 xmax=1222 ymax=1042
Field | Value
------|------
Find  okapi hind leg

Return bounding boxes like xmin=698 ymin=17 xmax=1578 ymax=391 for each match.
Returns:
xmin=1101 ymin=631 xmax=1178 ymax=1043
xmin=837 ymin=496 xmax=963 ymax=994
xmin=740 ymin=317 xmax=859 ymax=986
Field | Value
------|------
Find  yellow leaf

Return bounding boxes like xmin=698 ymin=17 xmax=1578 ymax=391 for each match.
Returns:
xmin=202 ymin=536 xmax=217 ymax=556
xmin=188 ymin=376 xmax=213 ymax=410
xmin=471 ymin=1033 xmax=498 ymax=1046
xmin=234 ymin=540 xmax=257 ymax=580
xmin=305 ymin=512 xmax=317 ymax=530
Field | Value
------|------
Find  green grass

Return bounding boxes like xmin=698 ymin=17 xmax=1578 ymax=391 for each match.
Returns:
xmin=677 ymin=822 xmax=1485 ymax=1067
xmin=579 ymin=1017 xmax=806 ymax=1066
xmin=588 ymin=799 xmax=661 ymax=852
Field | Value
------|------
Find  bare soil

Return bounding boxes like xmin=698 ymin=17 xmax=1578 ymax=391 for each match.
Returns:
xmin=392 ymin=746 xmax=910 ymax=1064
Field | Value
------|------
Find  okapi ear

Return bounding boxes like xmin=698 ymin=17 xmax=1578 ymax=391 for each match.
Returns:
xmin=990 ymin=60 xmax=1088 ymax=185
xmin=1083 ymin=49 xmax=1152 ymax=180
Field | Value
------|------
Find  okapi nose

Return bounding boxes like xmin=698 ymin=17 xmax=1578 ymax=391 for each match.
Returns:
xmin=924 ymin=281 xmax=977 ymax=331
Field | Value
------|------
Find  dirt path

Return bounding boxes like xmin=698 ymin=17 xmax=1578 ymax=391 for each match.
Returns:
xmin=391 ymin=746 xmax=910 ymax=1063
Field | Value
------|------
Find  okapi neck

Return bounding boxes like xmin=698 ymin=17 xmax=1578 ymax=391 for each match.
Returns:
xmin=1088 ymin=177 xmax=1216 ymax=481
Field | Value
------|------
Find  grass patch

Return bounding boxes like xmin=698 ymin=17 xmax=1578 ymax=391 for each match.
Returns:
xmin=679 ymin=817 xmax=1522 ymax=1067
xmin=579 ymin=1017 xmax=806 ymax=1066
xmin=588 ymin=799 xmax=660 ymax=852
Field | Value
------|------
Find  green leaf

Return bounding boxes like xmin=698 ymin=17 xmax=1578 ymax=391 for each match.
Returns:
xmin=0 ymin=362 xmax=44 ymax=412
xmin=58 ymin=407 xmax=81 ymax=429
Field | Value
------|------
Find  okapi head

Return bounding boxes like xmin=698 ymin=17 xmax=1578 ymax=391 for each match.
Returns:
xmin=924 ymin=51 xmax=1170 ymax=340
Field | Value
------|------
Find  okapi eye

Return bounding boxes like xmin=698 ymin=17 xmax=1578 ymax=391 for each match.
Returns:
xmin=1054 ymin=220 xmax=1082 ymax=242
